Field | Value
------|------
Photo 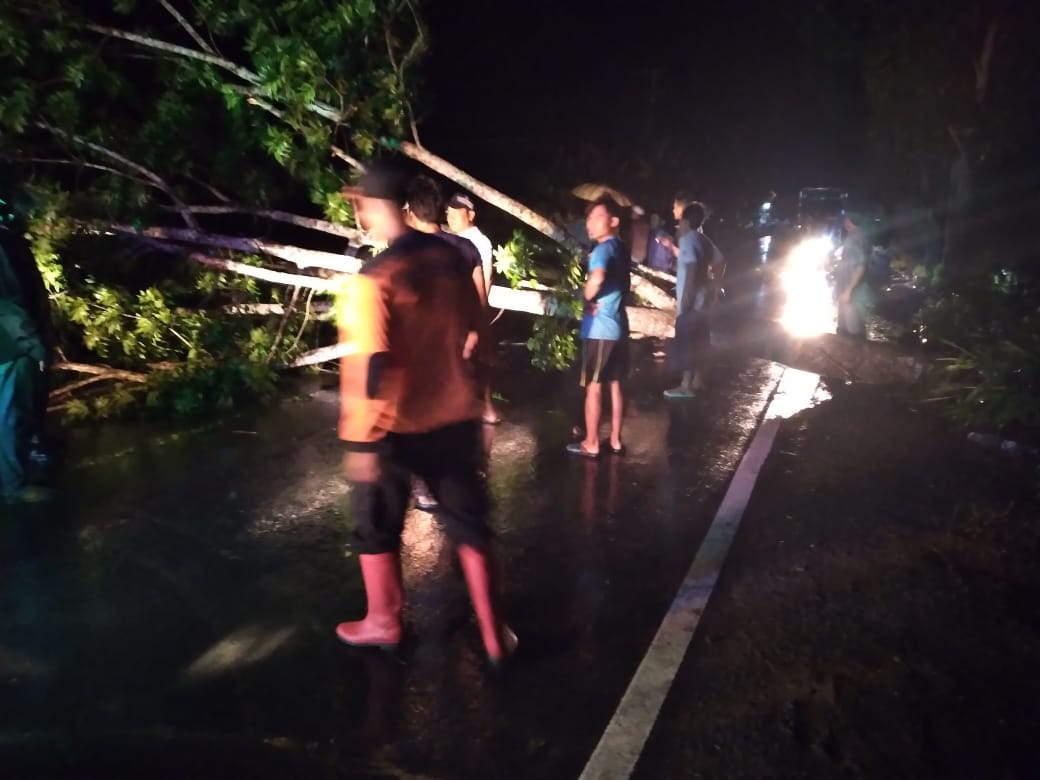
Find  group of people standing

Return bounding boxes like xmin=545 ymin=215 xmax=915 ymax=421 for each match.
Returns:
xmin=567 ymin=191 xmax=725 ymax=459
xmin=330 ymin=165 xmax=727 ymax=667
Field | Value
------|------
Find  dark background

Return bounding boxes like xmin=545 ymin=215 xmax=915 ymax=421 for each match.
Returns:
xmin=420 ymin=0 xmax=867 ymax=216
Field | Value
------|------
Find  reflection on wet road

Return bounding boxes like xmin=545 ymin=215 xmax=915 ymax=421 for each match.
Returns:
xmin=0 ymin=354 xmax=787 ymax=778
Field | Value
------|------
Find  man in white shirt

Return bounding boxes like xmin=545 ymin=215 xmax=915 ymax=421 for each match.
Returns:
xmin=447 ymin=193 xmax=501 ymax=425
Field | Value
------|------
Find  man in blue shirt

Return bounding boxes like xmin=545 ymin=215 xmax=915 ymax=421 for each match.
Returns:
xmin=568 ymin=197 xmax=630 ymax=458
xmin=658 ymin=202 xmax=725 ymax=398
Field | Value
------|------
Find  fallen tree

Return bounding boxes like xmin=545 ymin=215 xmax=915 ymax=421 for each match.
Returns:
xmin=0 ymin=1 xmax=920 ymax=422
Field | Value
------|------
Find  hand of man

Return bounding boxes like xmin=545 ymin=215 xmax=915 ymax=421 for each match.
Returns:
xmin=838 ymin=288 xmax=852 ymax=304
xmin=344 ymin=450 xmax=381 ymax=483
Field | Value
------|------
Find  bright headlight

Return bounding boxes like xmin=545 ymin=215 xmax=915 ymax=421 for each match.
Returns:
xmin=779 ymin=237 xmax=836 ymax=337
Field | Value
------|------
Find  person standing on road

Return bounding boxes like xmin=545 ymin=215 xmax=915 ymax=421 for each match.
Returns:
xmin=629 ymin=205 xmax=650 ymax=266
xmin=0 ymin=245 xmax=49 ymax=504
xmin=403 ymin=175 xmax=490 ymax=511
xmin=446 ymin=192 xmax=502 ymax=426
xmin=335 ymin=162 xmax=516 ymax=665
xmin=658 ymin=202 xmax=725 ymax=398
xmin=567 ymin=197 xmax=630 ymax=459
xmin=835 ymin=210 xmax=871 ymax=339
xmin=0 ymin=185 xmax=54 ymax=468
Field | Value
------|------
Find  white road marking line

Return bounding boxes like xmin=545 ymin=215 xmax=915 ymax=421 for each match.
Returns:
xmin=579 ymin=367 xmax=823 ymax=780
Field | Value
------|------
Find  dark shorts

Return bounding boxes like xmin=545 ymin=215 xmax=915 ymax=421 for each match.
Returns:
xmin=668 ymin=311 xmax=712 ymax=372
xmin=580 ymin=338 xmax=629 ymax=386
xmin=349 ymin=420 xmax=491 ymax=555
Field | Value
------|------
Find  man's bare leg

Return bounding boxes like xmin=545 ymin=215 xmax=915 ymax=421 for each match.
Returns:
xmin=483 ymin=385 xmax=500 ymax=424
xmin=582 ymin=382 xmax=602 ymax=454
xmin=609 ymin=380 xmax=624 ymax=451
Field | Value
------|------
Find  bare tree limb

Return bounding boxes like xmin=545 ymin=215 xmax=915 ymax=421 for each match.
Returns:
xmin=30 ymin=158 xmax=158 ymax=191
xmin=185 ymin=252 xmax=343 ymax=292
xmin=223 ymin=300 xmax=333 ymax=317
xmin=38 ymin=122 xmax=200 ymax=229
xmin=85 ymin=23 xmax=261 ymax=85
xmin=161 ymin=204 xmax=363 ymax=240
xmin=632 ymin=263 xmax=677 ymax=286
xmin=132 ymin=236 xmax=344 ymax=291
xmin=289 ymin=289 xmax=674 ymax=367
xmin=289 ymin=288 xmax=319 ymax=352
xmin=331 ymin=145 xmax=366 ymax=172
xmin=109 ymin=224 xmax=362 ymax=273
xmin=83 ymin=23 xmax=344 ymax=122
xmin=158 ymin=0 xmax=215 ymax=54
xmin=242 ymin=92 xmax=287 ymax=121
xmin=385 ymin=24 xmax=421 ymax=145
xmin=50 ymin=374 xmax=131 ymax=398
xmin=396 ymin=140 xmax=574 ymax=248
xmin=53 ymin=362 xmax=149 ymax=383
xmin=268 ymin=285 xmax=301 ymax=364
xmin=186 ymin=174 xmax=232 ymax=203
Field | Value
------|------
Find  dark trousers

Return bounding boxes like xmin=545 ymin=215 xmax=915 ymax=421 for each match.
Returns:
xmin=349 ymin=420 xmax=491 ymax=555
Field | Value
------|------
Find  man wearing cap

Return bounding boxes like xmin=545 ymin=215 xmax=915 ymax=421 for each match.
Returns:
xmin=335 ymin=162 xmax=516 ymax=665
xmin=446 ymin=191 xmax=502 ymax=425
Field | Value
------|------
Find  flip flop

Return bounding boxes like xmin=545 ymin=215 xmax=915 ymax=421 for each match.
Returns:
xmin=663 ymin=387 xmax=697 ymax=400
xmin=566 ymin=442 xmax=599 ymax=459
xmin=482 ymin=415 xmax=503 ymax=425
xmin=608 ymin=443 xmax=626 ymax=456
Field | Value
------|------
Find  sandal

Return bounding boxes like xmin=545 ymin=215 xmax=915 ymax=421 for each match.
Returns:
xmin=566 ymin=442 xmax=600 ymax=459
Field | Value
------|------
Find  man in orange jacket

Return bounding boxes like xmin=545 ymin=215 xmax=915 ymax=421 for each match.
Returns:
xmin=335 ymin=161 xmax=516 ymax=665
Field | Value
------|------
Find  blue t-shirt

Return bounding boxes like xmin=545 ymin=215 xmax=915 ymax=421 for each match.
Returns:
xmin=675 ymin=230 xmax=713 ymax=314
xmin=581 ymin=236 xmax=630 ymax=340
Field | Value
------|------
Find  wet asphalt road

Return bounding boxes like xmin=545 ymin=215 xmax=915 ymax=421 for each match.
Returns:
xmin=0 ymin=357 xmax=786 ymax=779
xmin=0 ymin=235 xmax=792 ymax=778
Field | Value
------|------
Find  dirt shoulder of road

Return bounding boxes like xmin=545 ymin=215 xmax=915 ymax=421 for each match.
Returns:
xmin=635 ymin=381 xmax=1040 ymax=780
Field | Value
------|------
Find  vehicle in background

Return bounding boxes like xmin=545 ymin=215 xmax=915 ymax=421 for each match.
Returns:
xmin=798 ymin=187 xmax=847 ymax=245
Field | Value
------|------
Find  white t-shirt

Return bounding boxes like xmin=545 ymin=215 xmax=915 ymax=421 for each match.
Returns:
xmin=457 ymin=225 xmax=494 ymax=293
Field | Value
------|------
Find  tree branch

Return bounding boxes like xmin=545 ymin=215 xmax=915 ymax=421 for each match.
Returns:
xmin=30 ymin=158 xmax=158 ymax=191
xmin=385 ymin=23 xmax=421 ymax=145
xmin=109 ymin=224 xmax=362 ymax=273
xmin=331 ymin=145 xmax=366 ymax=172
xmin=396 ymin=141 xmax=574 ymax=248
xmin=84 ymin=23 xmax=344 ymax=121
xmin=139 ymin=237 xmax=344 ymax=291
xmin=158 ymin=0 xmax=215 ymax=54
xmin=38 ymin=122 xmax=200 ymax=229
xmin=289 ymin=290 xmax=674 ymax=367
xmin=53 ymin=362 xmax=149 ymax=383
xmin=186 ymin=252 xmax=343 ymax=292
xmin=161 ymin=204 xmax=363 ymax=240
xmin=85 ymin=23 xmax=261 ymax=85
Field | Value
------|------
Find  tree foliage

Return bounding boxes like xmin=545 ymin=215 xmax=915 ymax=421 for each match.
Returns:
xmin=0 ymin=0 xmax=425 ymax=419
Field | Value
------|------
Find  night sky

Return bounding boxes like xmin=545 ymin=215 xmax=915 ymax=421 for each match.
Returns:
xmin=421 ymin=0 xmax=867 ymax=215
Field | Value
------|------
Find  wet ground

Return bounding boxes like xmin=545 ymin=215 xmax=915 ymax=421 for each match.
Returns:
xmin=633 ymin=382 xmax=1040 ymax=780
xmin=1 ymin=351 xmax=785 ymax=779
xmin=4 ymin=236 xmax=1038 ymax=778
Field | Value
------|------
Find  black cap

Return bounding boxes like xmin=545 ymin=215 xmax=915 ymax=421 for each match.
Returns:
xmin=446 ymin=192 xmax=475 ymax=211
xmin=340 ymin=160 xmax=408 ymax=206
